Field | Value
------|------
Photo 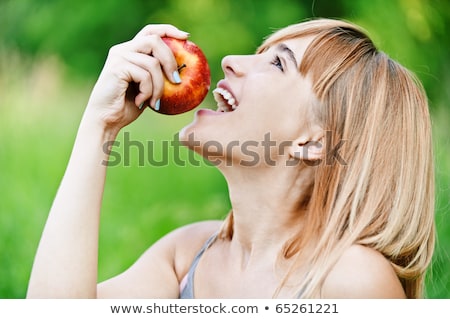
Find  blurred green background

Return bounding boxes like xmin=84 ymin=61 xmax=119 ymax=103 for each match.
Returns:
xmin=0 ymin=0 xmax=449 ymax=298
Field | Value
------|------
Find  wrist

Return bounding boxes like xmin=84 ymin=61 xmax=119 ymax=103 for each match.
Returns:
xmin=76 ymin=116 xmax=120 ymax=165
xmin=79 ymin=109 xmax=121 ymax=142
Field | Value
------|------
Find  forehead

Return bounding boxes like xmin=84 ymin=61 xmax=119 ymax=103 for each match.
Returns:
xmin=281 ymin=37 xmax=314 ymax=62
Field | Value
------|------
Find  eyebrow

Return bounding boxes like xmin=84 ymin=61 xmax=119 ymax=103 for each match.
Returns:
xmin=276 ymin=43 xmax=298 ymax=69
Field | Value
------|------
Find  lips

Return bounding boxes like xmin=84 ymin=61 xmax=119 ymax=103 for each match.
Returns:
xmin=213 ymin=81 xmax=238 ymax=112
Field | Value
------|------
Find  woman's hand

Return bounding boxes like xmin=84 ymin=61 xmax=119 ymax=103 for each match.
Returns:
xmin=85 ymin=24 xmax=189 ymax=134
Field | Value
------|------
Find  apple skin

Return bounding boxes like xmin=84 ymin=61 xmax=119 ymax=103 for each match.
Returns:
xmin=155 ymin=37 xmax=211 ymax=115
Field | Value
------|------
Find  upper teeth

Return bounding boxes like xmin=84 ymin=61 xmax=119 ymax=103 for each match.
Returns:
xmin=213 ymin=87 xmax=237 ymax=112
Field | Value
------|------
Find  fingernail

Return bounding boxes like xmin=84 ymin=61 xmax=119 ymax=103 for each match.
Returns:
xmin=173 ymin=70 xmax=182 ymax=84
xmin=155 ymin=99 xmax=161 ymax=111
xmin=138 ymin=102 xmax=145 ymax=110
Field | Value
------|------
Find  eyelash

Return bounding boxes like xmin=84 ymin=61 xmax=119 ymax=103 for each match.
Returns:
xmin=271 ymin=55 xmax=284 ymax=72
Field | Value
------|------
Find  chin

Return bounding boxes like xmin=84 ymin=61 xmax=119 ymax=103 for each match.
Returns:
xmin=177 ymin=109 xmax=229 ymax=160
xmin=178 ymin=119 xmax=197 ymax=149
xmin=178 ymin=110 xmax=209 ymax=152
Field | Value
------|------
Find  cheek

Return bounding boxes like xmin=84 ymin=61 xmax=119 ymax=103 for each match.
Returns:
xmin=247 ymin=94 xmax=306 ymax=141
xmin=247 ymin=75 xmax=303 ymax=114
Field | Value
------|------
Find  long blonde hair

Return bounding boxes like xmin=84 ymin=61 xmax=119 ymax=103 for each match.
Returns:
xmin=219 ymin=18 xmax=435 ymax=298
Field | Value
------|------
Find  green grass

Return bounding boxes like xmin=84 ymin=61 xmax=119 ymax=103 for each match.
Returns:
xmin=0 ymin=53 xmax=448 ymax=298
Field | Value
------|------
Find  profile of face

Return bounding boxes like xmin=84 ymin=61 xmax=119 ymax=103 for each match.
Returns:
xmin=179 ymin=36 xmax=324 ymax=167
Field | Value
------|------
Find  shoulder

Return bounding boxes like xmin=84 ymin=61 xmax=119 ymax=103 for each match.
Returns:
xmin=162 ymin=220 xmax=223 ymax=278
xmin=321 ymin=244 xmax=406 ymax=298
xmin=171 ymin=220 xmax=223 ymax=242
xmin=168 ymin=220 xmax=223 ymax=257
xmin=146 ymin=220 xmax=222 ymax=255
xmin=134 ymin=220 xmax=222 ymax=262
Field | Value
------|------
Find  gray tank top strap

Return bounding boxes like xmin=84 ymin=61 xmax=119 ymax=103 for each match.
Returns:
xmin=179 ymin=232 xmax=305 ymax=298
xmin=179 ymin=232 xmax=218 ymax=299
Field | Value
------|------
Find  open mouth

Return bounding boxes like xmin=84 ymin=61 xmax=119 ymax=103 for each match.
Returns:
xmin=213 ymin=87 xmax=238 ymax=112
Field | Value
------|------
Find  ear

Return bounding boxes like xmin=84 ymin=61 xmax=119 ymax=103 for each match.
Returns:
xmin=288 ymin=134 xmax=324 ymax=162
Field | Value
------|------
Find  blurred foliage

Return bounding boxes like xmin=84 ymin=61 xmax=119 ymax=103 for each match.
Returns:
xmin=1 ymin=0 xmax=449 ymax=104
xmin=0 ymin=0 xmax=449 ymax=298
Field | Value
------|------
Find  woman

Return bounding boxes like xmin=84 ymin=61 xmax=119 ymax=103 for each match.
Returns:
xmin=27 ymin=18 xmax=435 ymax=298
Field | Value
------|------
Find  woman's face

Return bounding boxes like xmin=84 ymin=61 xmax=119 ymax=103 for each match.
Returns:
xmin=179 ymin=36 xmax=321 ymax=167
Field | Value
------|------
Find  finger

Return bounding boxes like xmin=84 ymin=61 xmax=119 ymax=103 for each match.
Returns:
xmin=134 ymin=24 xmax=190 ymax=40
xmin=146 ymin=36 xmax=181 ymax=85
xmin=122 ymin=52 xmax=165 ymax=109
xmin=122 ymin=62 xmax=154 ymax=108
xmin=125 ymin=35 xmax=181 ymax=84
xmin=148 ymin=66 xmax=164 ymax=110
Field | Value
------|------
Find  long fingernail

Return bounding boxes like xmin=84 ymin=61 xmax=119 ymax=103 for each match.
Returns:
xmin=138 ymin=102 xmax=145 ymax=110
xmin=155 ymin=99 xmax=161 ymax=111
xmin=173 ymin=71 xmax=182 ymax=84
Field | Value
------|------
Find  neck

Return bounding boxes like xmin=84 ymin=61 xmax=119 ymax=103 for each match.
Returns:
xmin=218 ymin=161 xmax=315 ymax=256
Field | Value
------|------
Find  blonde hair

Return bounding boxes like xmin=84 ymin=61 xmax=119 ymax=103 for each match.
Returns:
xmin=219 ymin=18 xmax=435 ymax=298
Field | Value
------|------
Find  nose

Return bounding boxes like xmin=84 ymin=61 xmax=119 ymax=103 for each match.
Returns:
xmin=221 ymin=55 xmax=246 ymax=77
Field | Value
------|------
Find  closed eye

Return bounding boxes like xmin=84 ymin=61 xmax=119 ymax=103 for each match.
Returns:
xmin=271 ymin=55 xmax=284 ymax=72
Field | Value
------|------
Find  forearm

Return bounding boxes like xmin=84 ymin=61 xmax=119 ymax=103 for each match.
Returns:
xmin=27 ymin=115 xmax=117 ymax=298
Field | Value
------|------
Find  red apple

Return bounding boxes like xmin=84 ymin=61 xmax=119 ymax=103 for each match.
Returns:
xmin=154 ymin=37 xmax=211 ymax=115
